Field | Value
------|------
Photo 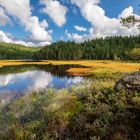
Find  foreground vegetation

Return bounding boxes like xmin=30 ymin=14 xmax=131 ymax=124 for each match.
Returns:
xmin=0 ymin=76 xmax=140 ymax=140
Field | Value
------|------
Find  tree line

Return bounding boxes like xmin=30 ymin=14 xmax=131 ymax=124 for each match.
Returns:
xmin=0 ymin=36 xmax=140 ymax=61
xmin=35 ymin=36 xmax=140 ymax=61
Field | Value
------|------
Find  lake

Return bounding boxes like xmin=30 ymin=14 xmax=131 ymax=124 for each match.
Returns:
xmin=0 ymin=64 xmax=85 ymax=106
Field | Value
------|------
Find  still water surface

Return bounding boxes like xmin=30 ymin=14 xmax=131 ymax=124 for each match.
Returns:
xmin=0 ymin=65 xmax=84 ymax=105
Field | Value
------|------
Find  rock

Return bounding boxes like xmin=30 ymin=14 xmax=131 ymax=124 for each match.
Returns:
xmin=114 ymin=71 xmax=140 ymax=92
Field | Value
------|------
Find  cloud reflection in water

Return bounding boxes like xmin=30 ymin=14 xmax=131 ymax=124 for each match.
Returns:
xmin=0 ymin=70 xmax=83 ymax=105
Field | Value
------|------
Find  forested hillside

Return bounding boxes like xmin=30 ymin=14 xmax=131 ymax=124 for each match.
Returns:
xmin=0 ymin=36 xmax=140 ymax=60
xmin=0 ymin=42 xmax=40 ymax=59
xmin=35 ymin=36 xmax=140 ymax=61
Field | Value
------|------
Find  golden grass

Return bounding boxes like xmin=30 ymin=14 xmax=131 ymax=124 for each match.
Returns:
xmin=0 ymin=60 xmax=50 ymax=67
xmin=66 ymin=68 xmax=92 ymax=76
xmin=52 ymin=60 xmax=139 ymax=76
xmin=0 ymin=60 xmax=139 ymax=76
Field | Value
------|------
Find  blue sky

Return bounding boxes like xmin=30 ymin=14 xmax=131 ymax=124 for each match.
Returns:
xmin=0 ymin=0 xmax=139 ymax=46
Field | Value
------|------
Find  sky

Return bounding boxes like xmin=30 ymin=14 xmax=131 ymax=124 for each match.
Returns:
xmin=0 ymin=0 xmax=140 ymax=47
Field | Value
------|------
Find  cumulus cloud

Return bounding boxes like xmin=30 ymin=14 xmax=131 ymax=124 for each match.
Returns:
xmin=40 ymin=19 xmax=49 ymax=29
xmin=0 ymin=0 xmax=139 ymax=45
xmin=65 ymin=30 xmax=89 ymax=43
xmin=118 ymin=6 xmax=140 ymax=20
xmin=74 ymin=25 xmax=87 ymax=32
xmin=0 ymin=7 xmax=11 ymax=26
xmin=68 ymin=0 xmax=139 ymax=42
xmin=40 ymin=0 xmax=68 ymax=27
xmin=119 ymin=6 xmax=134 ymax=18
xmin=0 ymin=30 xmax=51 ymax=47
xmin=0 ymin=0 xmax=52 ymax=44
xmin=0 ymin=30 xmax=12 ymax=43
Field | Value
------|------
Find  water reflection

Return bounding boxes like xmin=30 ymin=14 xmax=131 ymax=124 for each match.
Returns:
xmin=0 ymin=65 xmax=84 ymax=105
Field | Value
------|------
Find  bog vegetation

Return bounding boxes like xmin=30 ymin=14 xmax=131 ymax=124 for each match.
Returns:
xmin=0 ymin=77 xmax=140 ymax=140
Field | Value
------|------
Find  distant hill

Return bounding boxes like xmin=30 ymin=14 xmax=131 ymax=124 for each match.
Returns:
xmin=0 ymin=42 xmax=40 ymax=59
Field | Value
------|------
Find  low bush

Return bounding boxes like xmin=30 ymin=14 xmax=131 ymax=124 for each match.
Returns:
xmin=0 ymin=79 xmax=140 ymax=140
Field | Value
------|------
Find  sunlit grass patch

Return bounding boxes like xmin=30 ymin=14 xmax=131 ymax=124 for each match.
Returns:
xmin=66 ymin=68 xmax=92 ymax=76
xmin=89 ymin=68 xmax=122 ymax=79
xmin=65 ymin=60 xmax=139 ymax=76
xmin=43 ymin=90 xmax=82 ymax=120
xmin=92 ymin=78 xmax=116 ymax=91
xmin=132 ymin=96 xmax=140 ymax=106
xmin=0 ymin=60 xmax=50 ymax=67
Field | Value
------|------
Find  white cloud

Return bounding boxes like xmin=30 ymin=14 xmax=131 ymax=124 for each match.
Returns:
xmin=0 ymin=7 xmax=11 ymax=26
xmin=0 ymin=71 xmax=53 ymax=105
xmin=74 ymin=25 xmax=87 ymax=32
xmin=0 ymin=30 xmax=51 ymax=47
xmin=68 ymin=0 xmax=139 ymax=42
xmin=40 ymin=0 xmax=68 ymax=27
xmin=118 ymin=6 xmax=134 ymax=18
xmin=40 ymin=19 xmax=48 ymax=29
xmin=65 ymin=30 xmax=89 ymax=43
xmin=66 ymin=77 xmax=83 ymax=87
xmin=0 ymin=0 xmax=52 ymax=43
xmin=0 ymin=30 xmax=13 ymax=43
xmin=118 ymin=6 xmax=140 ymax=21
xmin=0 ymin=71 xmax=53 ymax=91
xmin=0 ymin=0 xmax=139 ymax=45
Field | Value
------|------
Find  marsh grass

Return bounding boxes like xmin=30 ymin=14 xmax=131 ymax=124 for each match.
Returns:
xmin=0 ymin=60 xmax=139 ymax=77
